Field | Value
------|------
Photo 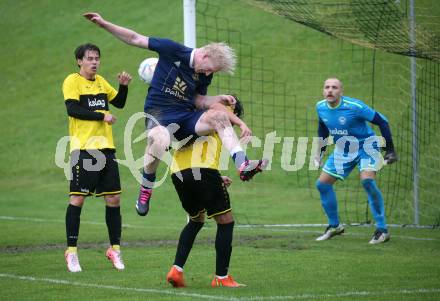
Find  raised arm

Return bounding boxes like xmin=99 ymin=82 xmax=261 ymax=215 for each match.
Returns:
xmin=83 ymin=12 xmax=148 ymax=49
xmin=194 ymin=94 xmax=236 ymax=110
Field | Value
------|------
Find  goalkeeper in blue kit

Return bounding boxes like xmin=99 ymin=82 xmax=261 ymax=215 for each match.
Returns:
xmin=314 ymin=78 xmax=397 ymax=244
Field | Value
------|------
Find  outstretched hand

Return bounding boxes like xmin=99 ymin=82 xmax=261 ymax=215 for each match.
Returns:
xmin=118 ymin=71 xmax=132 ymax=85
xmin=239 ymin=122 xmax=252 ymax=142
xmin=103 ymin=114 xmax=116 ymax=124
xmin=83 ymin=12 xmax=105 ymax=26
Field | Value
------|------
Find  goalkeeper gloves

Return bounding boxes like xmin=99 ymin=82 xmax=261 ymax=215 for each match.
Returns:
xmin=383 ymin=150 xmax=398 ymax=165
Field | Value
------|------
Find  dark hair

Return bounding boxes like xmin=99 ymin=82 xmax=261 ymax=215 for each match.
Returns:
xmin=74 ymin=43 xmax=100 ymax=66
xmin=232 ymin=95 xmax=244 ymax=118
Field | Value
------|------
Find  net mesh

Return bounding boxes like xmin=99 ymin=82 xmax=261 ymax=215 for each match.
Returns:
xmin=196 ymin=0 xmax=440 ymax=226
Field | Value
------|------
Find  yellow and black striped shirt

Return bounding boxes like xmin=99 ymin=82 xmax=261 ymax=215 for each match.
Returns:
xmin=62 ymin=73 xmax=118 ymax=152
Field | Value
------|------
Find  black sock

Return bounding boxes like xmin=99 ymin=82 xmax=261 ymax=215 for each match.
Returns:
xmin=215 ymin=222 xmax=234 ymax=276
xmin=106 ymin=206 xmax=121 ymax=246
xmin=174 ymin=220 xmax=204 ymax=268
xmin=65 ymin=204 xmax=82 ymax=247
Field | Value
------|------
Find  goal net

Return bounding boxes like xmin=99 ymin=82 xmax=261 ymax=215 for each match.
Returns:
xmin=196 ymin=0 xmax=440 ymax=226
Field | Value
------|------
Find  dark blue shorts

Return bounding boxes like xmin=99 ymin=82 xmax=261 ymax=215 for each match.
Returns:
xmin=145 ymin=109 xmax=206 ymax=141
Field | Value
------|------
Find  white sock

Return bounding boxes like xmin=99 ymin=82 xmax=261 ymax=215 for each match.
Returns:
xmin=230 ymin=146 xmax=243 ymax=157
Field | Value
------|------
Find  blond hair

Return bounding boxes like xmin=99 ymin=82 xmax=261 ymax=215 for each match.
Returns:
xmin=202 ymin=42 xmax=236 ymax=75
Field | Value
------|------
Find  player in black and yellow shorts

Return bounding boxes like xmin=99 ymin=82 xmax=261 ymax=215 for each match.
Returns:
xmin=166 ymin=100 xmax=246 ymax=288
xmin=69 ymin=149 xmax=121 ymax=197
xmin=62 ymin=43 xmax=132 ymax=272
xmin=172 ymin=168 xmax=231 ymax=220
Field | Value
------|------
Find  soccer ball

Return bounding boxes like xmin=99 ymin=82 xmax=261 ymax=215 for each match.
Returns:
xmin=138 ymin=57 xmax=158 ymax=84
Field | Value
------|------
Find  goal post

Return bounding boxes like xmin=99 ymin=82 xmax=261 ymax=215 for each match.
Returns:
xmin=184 ymin=0 xmax=197 ymax=48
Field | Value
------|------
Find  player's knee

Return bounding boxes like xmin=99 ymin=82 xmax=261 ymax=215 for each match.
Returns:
xmin=191 ymin=212 xmax=206 ymax=223
xmin=148 ymin=126 xmax=170 ymax=149
xmin=316 ymin=180 xmax=332 ymax=193
xmin=214 ymin=211 xmax=234 ymax=224
xmin=105 ymin=194 xmax=120 ymax=207
xmin=69 ymin=195 xmax=85 ymax=207
xmin=206 ymin=109 xmax=229 ymax=128
xmin=361 ymin=178 xmax=379 ymax=196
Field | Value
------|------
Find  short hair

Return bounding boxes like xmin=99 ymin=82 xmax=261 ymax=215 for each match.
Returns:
xmin=74 ymin=43 xmax=100 ymax=67
xmin=233 ymin=97 xmax=244 ymax=118
xmin=202 ymin=42 xmax=236 ymax=75
xmin=325 ymin=77 xmax=343 ymax=89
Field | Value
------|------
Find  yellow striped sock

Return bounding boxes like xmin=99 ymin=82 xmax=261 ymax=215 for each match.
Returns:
xmin=111 ymin=245 xmax=120 ymax=251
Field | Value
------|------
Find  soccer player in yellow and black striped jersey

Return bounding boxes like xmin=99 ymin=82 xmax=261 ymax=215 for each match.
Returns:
xmin=166 ymin=100 xmax=246 ymax=288
xmin=62 ymin=43 xmax=132 ymax=273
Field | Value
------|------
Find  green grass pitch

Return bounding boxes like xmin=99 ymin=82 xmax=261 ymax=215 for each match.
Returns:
xmin=0 ymin=0 xmax=439 ymax=300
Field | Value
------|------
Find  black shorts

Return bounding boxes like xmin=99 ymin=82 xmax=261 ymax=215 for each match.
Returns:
xmin=69 ymin=149 xmax=121 ymax=197
xmin=171 ymin=168 xmax=231 ymax=219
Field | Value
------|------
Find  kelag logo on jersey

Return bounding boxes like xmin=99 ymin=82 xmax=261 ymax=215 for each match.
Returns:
xmin=79 ymin=93 xmax=109 ymax=111
xmin=165 ymin=76 xmax=188 ymax=101
xmin=88 ymin=98 xmax=106 ymax=108
xmin=330 ymin=128 xmax=348 ymax=135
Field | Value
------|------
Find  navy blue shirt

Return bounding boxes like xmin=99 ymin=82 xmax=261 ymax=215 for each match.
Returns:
xmin=145 ymin=37 xmax=213 ymax=114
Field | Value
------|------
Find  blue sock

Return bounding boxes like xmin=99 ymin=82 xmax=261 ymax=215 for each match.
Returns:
xmin=232 ymin=151 xmax=248 ymax=169
xmin=316 ymin=180 xmax=339 ymax=227
xmin=362 ymin=179 xmax=387 ymax=232
xmin=142 ymin=171 xmax=156 ymax=189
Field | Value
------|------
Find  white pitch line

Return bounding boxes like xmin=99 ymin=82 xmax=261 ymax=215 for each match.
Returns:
xmin=1 ymin=273 xmax=439 ymax=301
xmin=1 ymin=215 xmax=439 ymax=241
xmin=236 ymin=225 xmax=440 ymax=241
xmin=0 ymin=273 xmax=237 ymax=301
xmin=236 ymin=223 xmax=437 ymax=229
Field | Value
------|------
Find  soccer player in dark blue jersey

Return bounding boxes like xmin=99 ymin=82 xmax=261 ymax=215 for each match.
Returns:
xmin=314 ymin=78 xmax=397 ymax=244
xmin=83 ymin=13 xmax=268 ymax=216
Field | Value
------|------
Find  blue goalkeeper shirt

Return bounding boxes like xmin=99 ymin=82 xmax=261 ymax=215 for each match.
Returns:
xmin=316 ymin=96 xmax=378 ymax=154
xmin=145 ymin=37 xmax=213 ymax=114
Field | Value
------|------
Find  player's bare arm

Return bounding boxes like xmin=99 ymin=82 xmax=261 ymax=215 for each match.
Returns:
xmin=83 ymin=12 xmax=149 ymax=49
xmin=195 ymin=94 xmax=252 ymax=136
xmin=195 ymin=94 xmax=236 ymax=110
